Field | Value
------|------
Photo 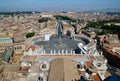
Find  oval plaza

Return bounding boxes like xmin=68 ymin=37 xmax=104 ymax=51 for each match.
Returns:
xmin=31 ymin=20 xmax=98 ymax=55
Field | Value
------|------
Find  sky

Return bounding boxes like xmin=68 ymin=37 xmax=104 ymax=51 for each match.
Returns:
xmin=0 ymin=0 xmax=120 ymax=11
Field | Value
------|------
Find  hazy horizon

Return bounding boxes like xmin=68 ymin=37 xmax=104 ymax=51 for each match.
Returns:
xmin=0 ymin=0 xmax=120 ymax=12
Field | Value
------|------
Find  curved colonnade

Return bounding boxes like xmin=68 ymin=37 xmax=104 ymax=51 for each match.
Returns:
xmin=30 ymin=34 xmax=99 ymax=55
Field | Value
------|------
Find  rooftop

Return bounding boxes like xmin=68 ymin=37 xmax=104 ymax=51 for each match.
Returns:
xmin=48 ymin=58 xmax=80 ymax=81
xmin=103 ymin=44 xmax=120 ymax=58
xmin=2 ymin=49 xmax=13 ymax=62
xmin=4 ymin=65 xmax=20 ymax=72
xmin=48 ymin=58 xmax=64 ymax=81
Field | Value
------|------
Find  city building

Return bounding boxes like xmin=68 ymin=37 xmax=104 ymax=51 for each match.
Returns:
xmin=0 ymin=47 xmax=6 ymax=53
xmin=3 ymin=65 xmax=20 ymax=81
xmin=24 ymin=45 xmax=41 ymax=55
xmin=0 ymin=38 xmax=13 ymax=47
xmin=13 ymin=43 xmax=26 ymax=63
xmin=2 ymin=49 xmax=13 ymax=63
xmin=18 ymin=54 xmax=110 ymax=81
xmin=0 ymin=11 xmax=120 ymax=81
xmin=103 ymin=43 xmax=120 ymax=68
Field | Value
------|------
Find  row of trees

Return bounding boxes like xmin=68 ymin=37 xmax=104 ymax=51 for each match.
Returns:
xmin=0 ymin=11 xmax=34 ymax=15
xmin=54 ymin=15 xmax=72 ymax=20
xmin=54 ymin=15 xmax=77 ymax=23
xmin=83 ymin=19 xmax=120 ymax=39
xmin=38 ymin=17 xmax=51 ymax=23
xmin=101 ymin=25 xmax=120 ymax=35
xmin=38 ymin=15 xmax=84 ymax=24
xmin=85 ymin=19 xmax=120 ymax=29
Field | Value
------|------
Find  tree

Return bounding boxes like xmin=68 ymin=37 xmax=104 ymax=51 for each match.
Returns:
xmin=26 ymin=32 xmax=35 ymax=38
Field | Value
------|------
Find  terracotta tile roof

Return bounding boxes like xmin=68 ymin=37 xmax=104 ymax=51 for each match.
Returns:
xmin=92 ymin=73 xmax=102 ymax=81
xmin=30 ymin=46 xmax=36 ymax=51
xmin=20 ymin=66 xmax=30 ymax=72
xmin=25 ymin=45 xmax=36 ymax=51
xmin=85 ymin=61 xmax=92 ymax=68
xmin=104 ymin=46 xmax=120 ymax=56
xmin=115 ymin=72 xmax=120 ymax=75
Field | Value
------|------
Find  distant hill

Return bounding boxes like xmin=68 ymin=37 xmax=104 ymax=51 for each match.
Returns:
xmin=91 ymin=8 xmax=120 ymax=12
